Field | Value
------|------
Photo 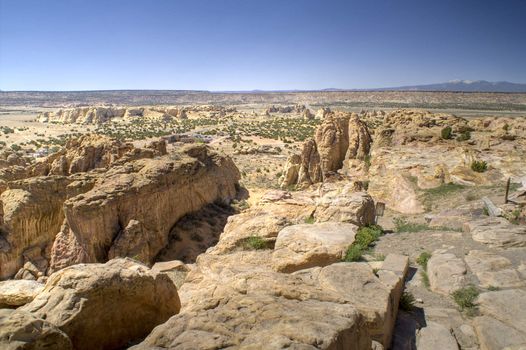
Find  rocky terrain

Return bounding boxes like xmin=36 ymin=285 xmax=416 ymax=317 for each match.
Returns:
xmin=0 ymin=103 xmax=525 ymax=349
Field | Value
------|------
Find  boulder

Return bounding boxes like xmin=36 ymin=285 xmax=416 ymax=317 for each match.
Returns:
xmin=271 ymin=222 xmax=358 ymax=273
xmin=314 ymin=185 xmax=376 ymax=225
xmin=21 ymin=258 xmax=180 ymax=350
xmin=0 ymin=280 xmax=44 ymax=307
xmin=0 ymin=309 xmax=72 ymax=350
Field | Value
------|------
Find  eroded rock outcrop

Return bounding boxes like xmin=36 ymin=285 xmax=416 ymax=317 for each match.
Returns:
xmin=133 ymin=252 xmax=408 ymax=349
xmin=37 ymin=106 xmax=191 ymax=124
xmin=1 ymin=258 xmax=180 ymax=350
xmin=281 ymin=112 xmax=372 ymax=188
xmin=0 ymin=135 xmax=240 ymax=279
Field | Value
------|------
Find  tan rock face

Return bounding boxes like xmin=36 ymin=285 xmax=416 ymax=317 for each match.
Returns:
xmin=0 ymin=280 xmax=44 ymax=307
xmin=133 ymin=251 xmax=408 ymax=349
xmin=49 ymin=144 xmax=240 ymax=271
xmin=0 ymin=135 xmax=240 ymax=279
xmin=37 ymin=106 xmax=194 ymax=124
xmin=0 ymin=309 xmax=73 ymax=350
xmin=314 ymin=184 xmax=376 ymax=225
xmin=271 ymin=222 xmax=358 ymax=273
xmin=427 ymin=250 xmax=467 ymax=295
xmin=21 ymin=258 xmax=180 ymax=350
xmin=281 ymin=112 xmax=372 ymax=188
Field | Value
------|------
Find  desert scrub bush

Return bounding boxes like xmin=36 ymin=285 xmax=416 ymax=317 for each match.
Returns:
xmin=471 ymin=160 xmax=488 ymax=173
xmin=456 ymin=131 xmax=471 ymax=141
xmin=393 ymin=218 xmax=430 ymax=233
xmin=452 ymin=285 xmax=479 ymax=314
xmin=354 ymin=225 xmax=383 ymax=247
xmin=343 ymin=225 xmax=384 ymax=262
xmin=242 ymin=235 xmax=269 ymax=250
xmin=441 ymin=126 xmax=452 ymax=140
xmin=416 ymin=251 xmax=432 ymax=271
xmin=399 ymin=291 xmax=416 ymax=311
xmin=344 ymin=244 xmax=364 ymax=262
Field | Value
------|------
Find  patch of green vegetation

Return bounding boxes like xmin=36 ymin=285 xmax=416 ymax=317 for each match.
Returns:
xmin=487 ymin=285 xmax=500 ymax=291
xmin=399 ymin=291 xmax=416 ymax=312
xmin=364 ymin=154 xmax=371 ymax=168
xmin=471 ymin=160 xmax=488 ymax=173
xmin=452 ymin=285 xmax=479 ymax=314
xmin=441 ymin=126 xmax=452 ymax=140
xmin=354 ymin=225 xmax=383 ymax=247
xmin=456 ymin=130 xmax=471 ymax=141
xmin=304 ymin=216 xmax=315 ymax=224
xmin=10 ymin=144 xmax=21 ymax=151
xmin=424 ymin=183 xmax=465 ymax=198
xmin=343 ymin=225 xmax=384 ymax=263
xmin=421 ymin=271 xmax=430 ymax=288
xmin=344 ymin=244 xmax=364 ymax=262
xmin=242 ymin=235 xmax=269 ymax=250
xmin=416 ymin=251 xmax=432 ymax=271
xmin=394 ymin=218 xmax=430 ymax=233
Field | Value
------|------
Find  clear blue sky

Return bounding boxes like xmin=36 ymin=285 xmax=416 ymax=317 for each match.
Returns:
xmin=1 ymin=0 xmax=525 ymax=91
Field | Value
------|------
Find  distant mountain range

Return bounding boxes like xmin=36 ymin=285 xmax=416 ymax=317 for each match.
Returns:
xmin=2 ymin=80 xmax=526 ymax=94
xmin=370 ymin=80 xmax=526 ymax=93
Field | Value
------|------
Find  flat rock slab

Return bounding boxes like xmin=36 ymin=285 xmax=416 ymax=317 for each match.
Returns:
xmin=474 ymin=316 xmax=526 ymax=350
xmin=0 ymin=280 xmax=43 ymax=307
xmin=477 ymin=289 xmax=526 ymax=334
xmin=416 ymin=322 xmax=459 ymax=350
xmin=272 ymin=222 xmax=358 ymax=273
xmin=464 ymin=217 xmax=526 ymax=248
xmin=427 ymin=250 xmax=467 ymax=295
xmin=465 ymin=250 xmax=524 ymax=288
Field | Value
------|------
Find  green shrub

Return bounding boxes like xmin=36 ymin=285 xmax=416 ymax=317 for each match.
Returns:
xmin=399 ymin=291 xmax=416 ymax=311
xmin=10 ymin=144 xmax=21 ymax=151
xmin=343 ymin=225 xmax=384 ymax=263
xmin=416 ymin=251 xmax=432 ymax=271
xmin=344 ymin=244 xmax=364 ymax=262
xmin=452 ymin=285 xmax=479 ymax=312
xmin=471 ymin=160 xmax=488 ymax=173
xmin=355 ymin=225 xmax=383 ymax=247
xmin=441 ymin=126 xmax=452 ymax=140
xmin=243 ymin=236 xmax=268 ymax=250
xmin=456 ymin=131 xmax=471 ymax=141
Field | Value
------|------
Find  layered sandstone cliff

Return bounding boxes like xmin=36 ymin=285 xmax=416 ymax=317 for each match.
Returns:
xmin=0 ymin=135 xmax=240 ymax=279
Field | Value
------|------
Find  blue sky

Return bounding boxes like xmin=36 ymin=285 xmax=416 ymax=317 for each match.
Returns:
xmin=1 ymin=0 xmax=525 ymax=91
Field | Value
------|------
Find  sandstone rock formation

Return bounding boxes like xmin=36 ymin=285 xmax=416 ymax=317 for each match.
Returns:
xmin=133 ymin=253 xmax=408 ymax=349
xmin=0 ymin=280 xmax=43 ymax=307
xmin=19 ymin=258 xmax=180 ymax=350
xmin=271 ymin=222 xmax=358 ymax=273
xmin=0 ymin=309 xmax=73 ymax=350
xmin=0 ymin=135 xmax=240 ymax=279
xmin=281 ymin=111 xmax=372 ymax=188
xmin=427 ymin=250 xmax=467 ymax=295
xmin=37 ymin=106 xmax=190 ymax=124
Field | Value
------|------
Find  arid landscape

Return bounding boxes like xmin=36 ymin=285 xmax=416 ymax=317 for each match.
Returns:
xmin=2 ymin=0 xmax=526 ymax=348
xmin=0 ymin=89 xmax=525 ymax=349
